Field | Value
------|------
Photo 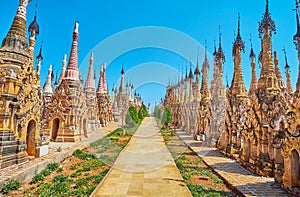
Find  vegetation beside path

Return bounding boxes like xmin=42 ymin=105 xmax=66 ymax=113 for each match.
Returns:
xmin=2 ymin=106 xmax=144 ymax=196
xmin=156 ymin=106 xmax=238 ymax=197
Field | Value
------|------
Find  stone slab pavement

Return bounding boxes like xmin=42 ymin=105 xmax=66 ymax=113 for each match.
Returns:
xmin=0 ymin=122 xmax=119 ymax=188
xmin=91 ymin=117 xmax=192 ymax=197
xmin=176 ymin=129 xmax=294 ymax=197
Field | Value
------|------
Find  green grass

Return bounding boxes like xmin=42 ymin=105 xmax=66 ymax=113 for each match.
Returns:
xmin=80 ymin=159 xmax=104 ymax=170
xmin=160 ymin=127 xmax=176 ymax=143
xmin=196 ymin=167 xmax=223 ymax=184
xmin=187 ymin=183 xmax=233 ymax=197
xmin=107 ymin=128 xmax=123 ymax=137
xmin=98 ymin=154 xmax=117 ymax=165
xmin=1 ymin=180 xmax=21 ymax=195
xmin=73 ymin=149 xmax=96 ymax=160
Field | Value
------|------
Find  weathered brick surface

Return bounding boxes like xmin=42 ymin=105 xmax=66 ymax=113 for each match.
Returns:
xmin=177 ymin=130 xmax=294 ymax=197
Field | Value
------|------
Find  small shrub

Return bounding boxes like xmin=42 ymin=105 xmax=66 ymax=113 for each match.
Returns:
xmin=92 ymin=169 xmax=109 ymax=184
xmin=175 ymin=159 xmax=184 ymax=171
xmin=82 ymin=167 xmax=91 ymax=172
xmin=70 ymin=164 xmax=78 ymax=170
xmin=53 ymin=175 xmax=71 ymax=183
xmin=178 ymin=155 xmax=187 ymax=161
xmin=74 ymin=178 xmax=89 ymax=188
xmin=85 ymin=186 xmax=97 ymax=195
xmin=182 ymin=173 xmax=191 ymax=180
xmin=1 ymin=180 xmax=21 ymax=195
xmin=47 ymin=162 xmax=59 ymax=171
xmin=24 ymin=189 xmax=30 ymax=195
xmin=31 ymin=173 xmax=45 ymax=184
xmin=70 ymin=172 xmax=82 ymax=178
xmin=193 ymin=159 xmax=202 ymax=165
xmin=57 ymin=167 xmax=63 ymax=173
xmin=107 ymin=128 xmax=123 ymax=137
xmin=40 ymin=169 xmax=52 ymax=176
xmin=187 ymin=183 xmax=205 ymax=196
xmin=50 ymin=182 xmax=70 ymax=195
xmin=84 ymin=172 xmax=90 ymax=176
xmin=81 ymin=159 xmax=104 ymax=170
xmin=34 ymin=183 xmax=51 ymax=195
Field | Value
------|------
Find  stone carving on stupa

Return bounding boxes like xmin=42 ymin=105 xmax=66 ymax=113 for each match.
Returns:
xmin=218 ymin=14 xmax=249 ymax=159
xmin=0 ymin=0 xmax=43 ymax=168
xmin=195 ymin=46 xmax=211 ymax=141
xmin=181 ymin=70 xmax=190 ymax=133
xmin=43 ymin=22 xmax=88 ymax=142
xmin=282 ymin=48 xmax=294 ymax=105
xmin=274 ymin=1 xmax=300 ymax=194
xmin=163 ymin=0 xmax=300 ymax=195
xmin=164 ymin=79 xmax=181 ymax=128
xmin=210 ymin=27 xmax=226 ymax=147
xmin=84 ymin=52 xmax=99 ymax=131
xmin=96 ymin=62 xmax=113 ymax=127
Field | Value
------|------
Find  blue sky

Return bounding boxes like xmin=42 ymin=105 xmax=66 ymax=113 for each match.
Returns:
xmin=0 ymin=0 xmax=298 ymax=107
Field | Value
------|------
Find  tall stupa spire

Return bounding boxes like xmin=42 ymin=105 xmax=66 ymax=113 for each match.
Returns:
xmin=194 ymin=46 xmax=200 ymax=78
xmin=283 ymin=48 xmax=293 ymax=94
xmin=28 ymin=3 xmax=39 ymax=59
xmin=57 ymin=54 xmax=67 ymax=86
xmin=36 ymin=45 xmax=43 ymax=76
xmin=249 ymin=36 xmax=258 ymax=95
xmin=273 ymin=51 xmax=285 ymax=90
xmin=194 ymin=47 xmax=201 ymax=101
xmin=231 ymin=13 xmax=246 ymax=96
xmin=294 ymin=0 xmax=300 ymax=92
xmin=97 ymin=64 xmax=104 ymax=93
xmin=64 ymin=22 xmax=80 ymax=81
xmin=84 ymin=52 xmax=95 ymax=90
xmin=1 ymin=0 xmax=32 ymax=56
xmin=257 ymin=0 xmax=278 ymax=90
xmin=189 ymin=63 xmax=194 ymax=102
xmin=103 ymin=62 xmax=108 ymax=93
xmin=119 ymin=66 xmax=125 ymax=93
xmin=217 ymin=25 xmax=225 ymax=63
xmin=201 ymin=43 xmax=210 ymax=101
xmin=43 ymin=65 xmax=53 ymax=94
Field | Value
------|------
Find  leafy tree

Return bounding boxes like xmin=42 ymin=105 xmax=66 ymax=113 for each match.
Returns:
xmin=162 ymin=107 xmax=172 ymax=127
xmin=153 ymin=106 xmax=162 ymax=119
xmin=125 ymin=110 xmax=136 ymax=128
xmin=128 ymin=105 xmax=140 ymax=124
xmin=138 ymin=103 xmax=148 ymax=121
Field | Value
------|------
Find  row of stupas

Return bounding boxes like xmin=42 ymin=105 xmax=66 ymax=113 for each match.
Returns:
xmin=0 ymin=0 xmax=136 ymax=169
xmin=111 ymin=67 xmax=143 ymax=123
xmin=164 ymin=0 xmax=300 ymax=195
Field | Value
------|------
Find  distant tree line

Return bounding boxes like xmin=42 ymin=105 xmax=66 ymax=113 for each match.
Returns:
xmin=153 ymin=106 xmax=172 ymax=127
xmin=125 ymin=103 xmax=149 ymax=128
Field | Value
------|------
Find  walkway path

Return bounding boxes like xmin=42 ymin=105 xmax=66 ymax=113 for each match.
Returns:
xmin=0 ymin=122 xmax=119 ymax=188
xmin=91 ymin=117 xmax=192 ymax=197
xmin=176 ymin=129 xmax=293 ymax=197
